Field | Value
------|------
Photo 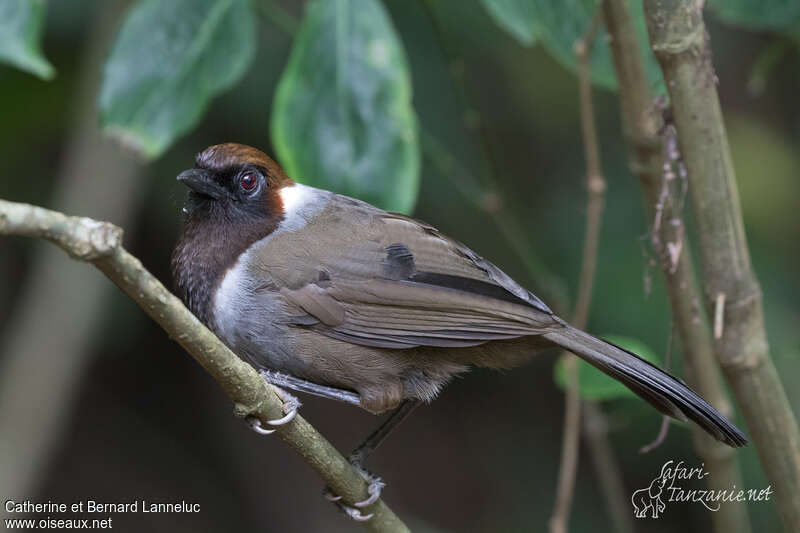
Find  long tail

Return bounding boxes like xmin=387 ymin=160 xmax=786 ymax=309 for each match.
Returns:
xmin=544 ymin=324 xmax=747 ymax=447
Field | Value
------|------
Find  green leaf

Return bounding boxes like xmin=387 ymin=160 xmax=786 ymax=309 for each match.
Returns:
xmin=541 ymin=0 xmax=663 ymax=91
xmin=708 ymin=0 xmax=800 ymax=32
xmin=554 ymin=335 xmax=662 ymax=401
xmin=0 ymin=0 xmax=55 ymax=80
xmin=479 ymin=0 xmax=540 ymax=46
xmin=270 ymin=0 xmax=420 ymax=214
xmin=100 ymin=0 xmax=255 ymax=160
xmin=481 ymin=0 xmax=663 ymax=92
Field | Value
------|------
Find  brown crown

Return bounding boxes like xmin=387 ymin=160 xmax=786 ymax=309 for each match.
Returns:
xmin=195 ymin=143 xmax=293 ymax=187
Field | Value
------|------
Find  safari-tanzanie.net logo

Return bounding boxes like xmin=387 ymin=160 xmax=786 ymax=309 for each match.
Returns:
xmin=631 ymin=460 xmax=772 ymax=519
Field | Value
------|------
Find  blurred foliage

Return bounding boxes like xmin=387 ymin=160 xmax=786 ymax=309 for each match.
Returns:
xmin=0 ymin=0 xmax=54 ymax=79
xmin=708 ymin=0 xmax=800 ymax=32
xmin=99 ymin=0 xmax=255 ymax=159
xmin=480 ymin=0 xmax=663 ymax=91
xmin=479 ymin=0 xmax=539 ymax=45
xmin=554 ymin=335 xmax=661 ymax=400
xmin=728 ymin=114 xmax=800 ymax=247
xmin=746 ymin=39 xmax=794 ymax=96
xmin=271 ymin=0 xmax=420 ymax=213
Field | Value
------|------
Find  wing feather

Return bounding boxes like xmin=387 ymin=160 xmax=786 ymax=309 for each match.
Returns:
xmin=257 ymin=193 xmax=555 ymax=349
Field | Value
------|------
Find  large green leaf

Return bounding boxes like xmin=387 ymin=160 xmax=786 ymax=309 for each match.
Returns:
xmin=100 ymin=0 xmax=255 ymax=160
xmin=271 ymin=0 xmax=420 ymax=214
xmin=479 ymin=0 xmax=540 ymax=46
xmin=0 ymin=0 xmax=54 ymax=80
xmin=481 ymin=0 xmax=663 ymax=91
xmin=709 ymin=0 xmax=800 ymax=32
xmin=554 ymin=335 xmax=662 ymax=401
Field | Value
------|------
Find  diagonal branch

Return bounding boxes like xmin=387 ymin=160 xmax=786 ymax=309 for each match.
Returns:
xmin=0 ymin=199 xmax=410 ymax=533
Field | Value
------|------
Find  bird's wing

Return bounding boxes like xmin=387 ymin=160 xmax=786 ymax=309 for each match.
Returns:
xmin=256 ymin=194 xmax=556 ymax=349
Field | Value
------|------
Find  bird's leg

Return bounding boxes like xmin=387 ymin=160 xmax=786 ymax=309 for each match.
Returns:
xmin=349 ymin=399 xmax=421 ymax=466
xmin=324 ymin=399 xmax=421 ymax=521
xmin=255 ymin=370 xmax=421 ymax=521
xmin=259 ymin=370 xmax=361 ymax=406
xmin=247 ymin=370 xmax=361 ymax=435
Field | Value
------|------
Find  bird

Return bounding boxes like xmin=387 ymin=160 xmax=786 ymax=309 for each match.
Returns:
xmin=172 ymin=143 xmax=746 ymax=516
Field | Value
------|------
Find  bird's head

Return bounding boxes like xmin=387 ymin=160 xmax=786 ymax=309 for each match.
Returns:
xmin=172 ymin=143 xmax=295 ymax=323
xmin=177 ymin=142 xmax=294 ymax=223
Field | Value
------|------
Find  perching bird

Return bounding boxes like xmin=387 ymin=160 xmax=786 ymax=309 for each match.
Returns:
xmin=172 ymin=143 xmax=746 ymax=514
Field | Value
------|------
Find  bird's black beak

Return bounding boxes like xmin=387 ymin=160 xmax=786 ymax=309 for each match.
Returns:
xmin=177 ymin=168 xmax=227 ymax=200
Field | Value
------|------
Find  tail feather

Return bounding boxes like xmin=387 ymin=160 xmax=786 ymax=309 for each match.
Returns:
xmin=545 ymin=325 xmax=748 ymax=448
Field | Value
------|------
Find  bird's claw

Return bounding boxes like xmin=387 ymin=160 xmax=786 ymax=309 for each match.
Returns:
xmin=244 ymin=389 xmax=300 ymax=435
xmin=323 ymin=487 xmax=374 ymax=521
xmin=267 ymin=392 xmax=300 ymax=426
xmin=354 ymin=475 xmax=385 ymax=507
xmin=246 ymin=416 xmax=276 ymax=435
xmin=344 ymin=506 xmax=374 ymax=522
xmin=323 ymin=489 xmax=342 ymax=502
xmin=323 ymin=469 xmax=384 ymax=521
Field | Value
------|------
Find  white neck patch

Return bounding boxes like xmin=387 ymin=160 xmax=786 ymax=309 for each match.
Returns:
xmin=277 ymin=183 xmax=329 ymax=233
xmin=279 ymin=182 xmax=308 ymax=212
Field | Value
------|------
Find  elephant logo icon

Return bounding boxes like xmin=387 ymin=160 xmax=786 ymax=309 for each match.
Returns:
xmin=631 ymin=462 xmax=671 ymax=518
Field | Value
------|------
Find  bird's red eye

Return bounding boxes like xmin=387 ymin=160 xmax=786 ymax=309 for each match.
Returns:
xmin=240 ymin=173 xmax=257 ymax=191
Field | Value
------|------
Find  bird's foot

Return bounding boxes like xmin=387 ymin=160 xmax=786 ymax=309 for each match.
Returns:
xmin=323 ymin=463 xmax=385 ymax=521
xmin=245 ymin=387 xmax=301 ymax=435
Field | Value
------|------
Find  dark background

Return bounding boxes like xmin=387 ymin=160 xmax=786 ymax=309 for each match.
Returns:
xmin=1 ymin=1 xmax=798 ymax=532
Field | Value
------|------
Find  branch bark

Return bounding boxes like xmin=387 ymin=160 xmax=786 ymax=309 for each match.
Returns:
xmin=643 ymin=1 xmax=800 ymax=530
xmin=601 ymin=1 xmax=752 ymax=532
xmin=0 ymin=199 xmax=410 ymax=533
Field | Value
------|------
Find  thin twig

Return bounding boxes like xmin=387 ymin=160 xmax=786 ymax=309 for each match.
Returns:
xmin=0 ymin=199 xmax=410 ymax=533
xmin=582 ymin=402 xmax=635 ymax=533
xmin=713 ymin=292 xmax=726 ymax=339
xmin=420 ymin=131 xmax=570 ymax=311
xmin=639 ymin=416 xmax=671 ymax=455
xmin=419 ymin=2 xmax=572 ymax=312
xmin=549 ymin=8 xmax=607 ymax=533
xmin=420 ymin=4 xmax=624 ymax=530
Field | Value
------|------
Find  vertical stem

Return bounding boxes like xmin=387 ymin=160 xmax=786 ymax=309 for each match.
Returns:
xmin=602 ymin=1 xmax=752 ymax=531
xmin=582 ymin=401 xmax=635 ymax=533
xmin=550 ymin=10 xmax=607 ymax=533
xmin=643 ymin=1 xmax=800 ymax=531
